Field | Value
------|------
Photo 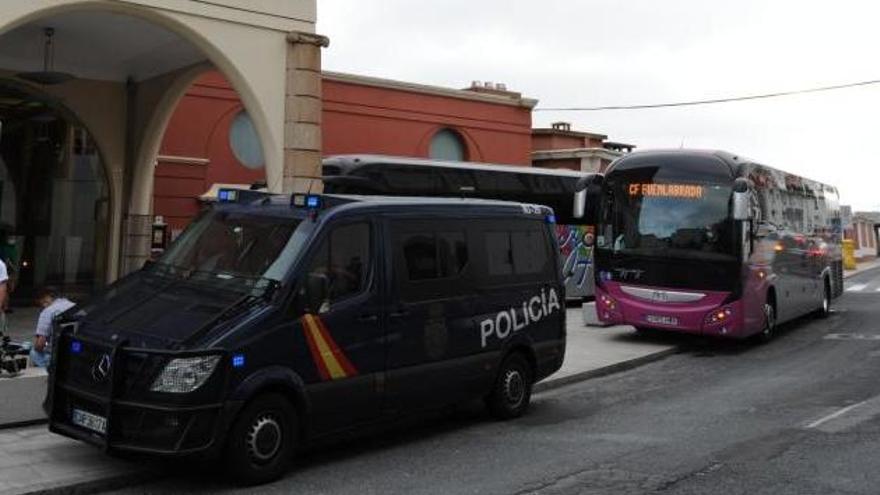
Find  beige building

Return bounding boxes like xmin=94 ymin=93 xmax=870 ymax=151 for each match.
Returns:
xmin=0 ymin=1 xmax=325 ymax=300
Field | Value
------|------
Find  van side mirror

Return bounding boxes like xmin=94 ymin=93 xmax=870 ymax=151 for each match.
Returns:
xmin=732 ymin=178 xmax=751 ymax=221
xmin=304 ymin=273 xmax=331 ymax=314
xmin=573 ymin=174 xmax=604 ymax=223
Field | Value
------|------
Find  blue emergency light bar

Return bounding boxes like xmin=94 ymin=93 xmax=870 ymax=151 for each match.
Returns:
xmin=232 ymin=353 xmax=246 ymax=368
xmin=291 ymin=194 xmax=323 ymax=210
xmin=218 ymin=189 xmax=239 ymax=202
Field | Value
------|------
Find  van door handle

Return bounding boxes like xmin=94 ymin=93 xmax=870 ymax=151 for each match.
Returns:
xmin=389 ymin=309 xmax=409 ymax=319
xmin=358 ymin=313 xmax=379 ymax=323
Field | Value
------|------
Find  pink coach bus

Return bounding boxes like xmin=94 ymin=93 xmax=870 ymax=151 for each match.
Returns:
xmin=576 ymin=149 xmax=843 ymax=340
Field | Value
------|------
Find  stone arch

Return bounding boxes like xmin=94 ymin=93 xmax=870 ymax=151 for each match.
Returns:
xmin=0 ymin=0 xmax=291 ymax=277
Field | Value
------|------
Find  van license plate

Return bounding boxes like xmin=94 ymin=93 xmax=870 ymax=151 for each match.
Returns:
xmin=72 ymin=409 xmax=107 ymax=435
xmin=645 ymin=314 xmax=678 ymax=326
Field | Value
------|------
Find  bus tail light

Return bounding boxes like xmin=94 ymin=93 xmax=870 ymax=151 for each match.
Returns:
xmin=599 ymin=293 xmax=617 ymax=311
xmin=597 ymin=293 xmax=621 ymax=321
xmin=705 ymin=307 xmax=733 ymax=325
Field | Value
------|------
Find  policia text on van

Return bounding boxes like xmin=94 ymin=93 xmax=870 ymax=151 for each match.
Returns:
xmin=46 ymin=192 xmax=566 ymax=484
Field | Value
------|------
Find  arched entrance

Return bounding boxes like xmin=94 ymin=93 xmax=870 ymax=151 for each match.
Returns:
xmin=0 ymin=1 xmax=324 ymax=290
xmin=0 ymin=79 xmax=109 ymax=303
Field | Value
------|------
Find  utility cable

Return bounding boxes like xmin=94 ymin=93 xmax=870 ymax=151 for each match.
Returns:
xmin=535 ymin=78 xmax=880 ymax=111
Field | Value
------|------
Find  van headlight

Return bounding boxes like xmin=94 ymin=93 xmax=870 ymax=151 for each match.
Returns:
xmin=150 ymin=355 xmax=221 ymax=393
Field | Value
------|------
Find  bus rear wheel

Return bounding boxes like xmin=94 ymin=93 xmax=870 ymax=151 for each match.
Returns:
xmin=224 ymin=393 xmax=297 ymax=486
xmin=756 ymin=301 xmax=777 ymax=343
xmin=814 ymin=279 xmax=831 ymax=319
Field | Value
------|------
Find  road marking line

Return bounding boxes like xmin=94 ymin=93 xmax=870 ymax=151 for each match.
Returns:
xmin=846 ymin=284 xmax=868 ymax=292
xmin=824 ymin=333 xmax=880 ymax=341
xmin=805 ymin=401 xmax=867 ymax=429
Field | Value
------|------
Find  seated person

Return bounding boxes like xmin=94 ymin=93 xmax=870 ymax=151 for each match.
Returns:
xmin=30 ymin=287 xmax=75 ymax=368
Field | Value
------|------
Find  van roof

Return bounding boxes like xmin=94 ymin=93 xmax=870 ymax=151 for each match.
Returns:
xmin=216 ymin=191 xmax=555 ymax=218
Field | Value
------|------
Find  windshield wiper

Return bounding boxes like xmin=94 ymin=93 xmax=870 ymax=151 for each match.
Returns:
xmin=180 ymin=279 xmax=279 ymax=346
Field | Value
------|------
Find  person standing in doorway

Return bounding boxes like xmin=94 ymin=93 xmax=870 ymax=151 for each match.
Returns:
xmin=29 ymin=287 xmax=75 ymax=368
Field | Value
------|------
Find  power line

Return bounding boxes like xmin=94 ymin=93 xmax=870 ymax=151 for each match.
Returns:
xmin=535 ymin=78 xmax=880 ymax=112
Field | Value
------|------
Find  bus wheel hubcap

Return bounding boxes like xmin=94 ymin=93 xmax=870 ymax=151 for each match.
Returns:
xmin=504 ymin=370 xmax=525 ymax=407
xmin=247 ymin=415 xmax=282 ymax=463
xmin=764 ymin=305 xmax=775 ymax=335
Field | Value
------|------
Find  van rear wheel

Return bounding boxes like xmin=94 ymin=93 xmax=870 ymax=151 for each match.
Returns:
xmin=486 ymin=353 xmax=533 ymax=420
xmin=224 ymin=393 xmax=297 ymax=486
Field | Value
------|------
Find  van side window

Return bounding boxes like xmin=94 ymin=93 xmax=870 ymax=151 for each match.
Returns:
xmin=485 ymin=232 xmax=514 ymax=276
xmin=303 ymin=222 xmax=371 ymax=309
xmin=512 ymin=229 xmax=549 ymax=275
xmin=481 ymin=222 xmax=553 ymax=285
xmin=402 ymin=231 xmax=468 ymax=281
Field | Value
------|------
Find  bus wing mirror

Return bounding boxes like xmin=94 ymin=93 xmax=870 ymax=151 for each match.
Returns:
xmin=732 ymin=178 xmax=751 ymax=221
xmin=573 ymin=189 xmax=587 ymax=219
xmin=573 ymin=174 xmax=604 ymax=223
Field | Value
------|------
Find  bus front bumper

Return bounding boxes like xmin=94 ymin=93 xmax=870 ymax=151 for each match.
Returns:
xmin=595 ymin=283 xmax=745 ymax=338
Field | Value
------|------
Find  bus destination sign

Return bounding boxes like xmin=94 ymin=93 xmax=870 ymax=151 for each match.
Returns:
xmin=628 ymin=183 xmax=704 ymax=199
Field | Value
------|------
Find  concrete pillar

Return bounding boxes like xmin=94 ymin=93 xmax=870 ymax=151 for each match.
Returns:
xmin=284 ymin=31 xmax=329 ymax=194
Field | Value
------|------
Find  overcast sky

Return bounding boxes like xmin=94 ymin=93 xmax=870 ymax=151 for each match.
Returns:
xmin=317 ymin=1 xmax=880 ymax=211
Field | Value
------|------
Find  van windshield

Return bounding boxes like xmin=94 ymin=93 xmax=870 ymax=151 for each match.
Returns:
xmin=157 ymin=210 xmax=305 ymax=284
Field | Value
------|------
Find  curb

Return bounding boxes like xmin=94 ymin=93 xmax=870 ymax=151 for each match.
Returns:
xmin=0 ymin=418 xmax=46 ymax=431
xmin=534 ymin=347 xmax=679 ymax=393
xmin=14 ymin=471 xmax=160 ymax=495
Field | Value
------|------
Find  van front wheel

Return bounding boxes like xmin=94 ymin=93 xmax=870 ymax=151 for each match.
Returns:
xmin=486 ymin=353 xmax=533 ymax=420
xmin=224 ymin=393 xmax=297 ymax=486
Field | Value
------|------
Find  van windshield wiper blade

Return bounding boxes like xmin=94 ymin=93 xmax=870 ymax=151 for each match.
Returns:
xmin=179 ymin=278 xmax=279 ymax=347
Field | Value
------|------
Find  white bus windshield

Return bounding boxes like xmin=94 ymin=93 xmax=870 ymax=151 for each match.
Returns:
xmin=598 ymin=179 xmax=735 ymax=261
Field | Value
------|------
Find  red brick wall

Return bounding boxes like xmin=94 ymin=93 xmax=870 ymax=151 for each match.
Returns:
xmin=155 ymin=72 xmax=534 ymax=232
xmin=155 ymin=73 xmax=264 ymax=234
xmin=322 ymin=77 xmax=533 ymax=165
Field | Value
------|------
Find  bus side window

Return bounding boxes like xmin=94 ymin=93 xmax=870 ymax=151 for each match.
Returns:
xmin=298 ymin=222 xmax=371 ymax=314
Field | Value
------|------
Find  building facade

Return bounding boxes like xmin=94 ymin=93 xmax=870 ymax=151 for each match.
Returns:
xmin=532 ymin=121 xmax=634 ymax=173
xmin=0 ymin=0 xmax=322 ymax=300
xmin=850 ymin=212 xmax=879 ymax=260
xmin=154 ymin=72 xmax=538 ymax=236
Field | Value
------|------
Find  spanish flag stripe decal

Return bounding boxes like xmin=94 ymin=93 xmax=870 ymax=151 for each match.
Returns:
xmin=301 ymin=315 xmax=331 ymax=381
xmin=312 ymin=316 xmax=359 ymax=376
xmin=300 ymin=314 xmax=359 ymax=381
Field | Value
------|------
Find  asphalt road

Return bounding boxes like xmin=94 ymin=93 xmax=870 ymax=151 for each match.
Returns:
xmin=110 ymin=267 xmax=880 ymax=495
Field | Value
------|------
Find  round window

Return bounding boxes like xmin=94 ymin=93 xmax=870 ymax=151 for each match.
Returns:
xmin=429 ymin=129 xmax=466 ymax=162
xmin=229 ymin=111 xmax=265 ymax=169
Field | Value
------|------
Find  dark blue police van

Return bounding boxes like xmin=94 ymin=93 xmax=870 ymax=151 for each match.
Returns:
xmin=46 ymin=192 xmax=566 ymax=484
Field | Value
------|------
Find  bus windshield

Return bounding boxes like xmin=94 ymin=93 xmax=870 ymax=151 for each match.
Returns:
xmin=598 ymin=179 xmax=735 ymax=261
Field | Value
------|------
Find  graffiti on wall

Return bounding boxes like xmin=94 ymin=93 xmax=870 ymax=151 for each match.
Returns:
xmin=557 ymin=224 xmax=594 ymax=295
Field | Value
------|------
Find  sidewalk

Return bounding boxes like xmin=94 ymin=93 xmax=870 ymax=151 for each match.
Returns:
xmin=844 ymin=258 xmax=880 ymax=279
xmin=0 ymin=307 xmax=672 ymax=495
